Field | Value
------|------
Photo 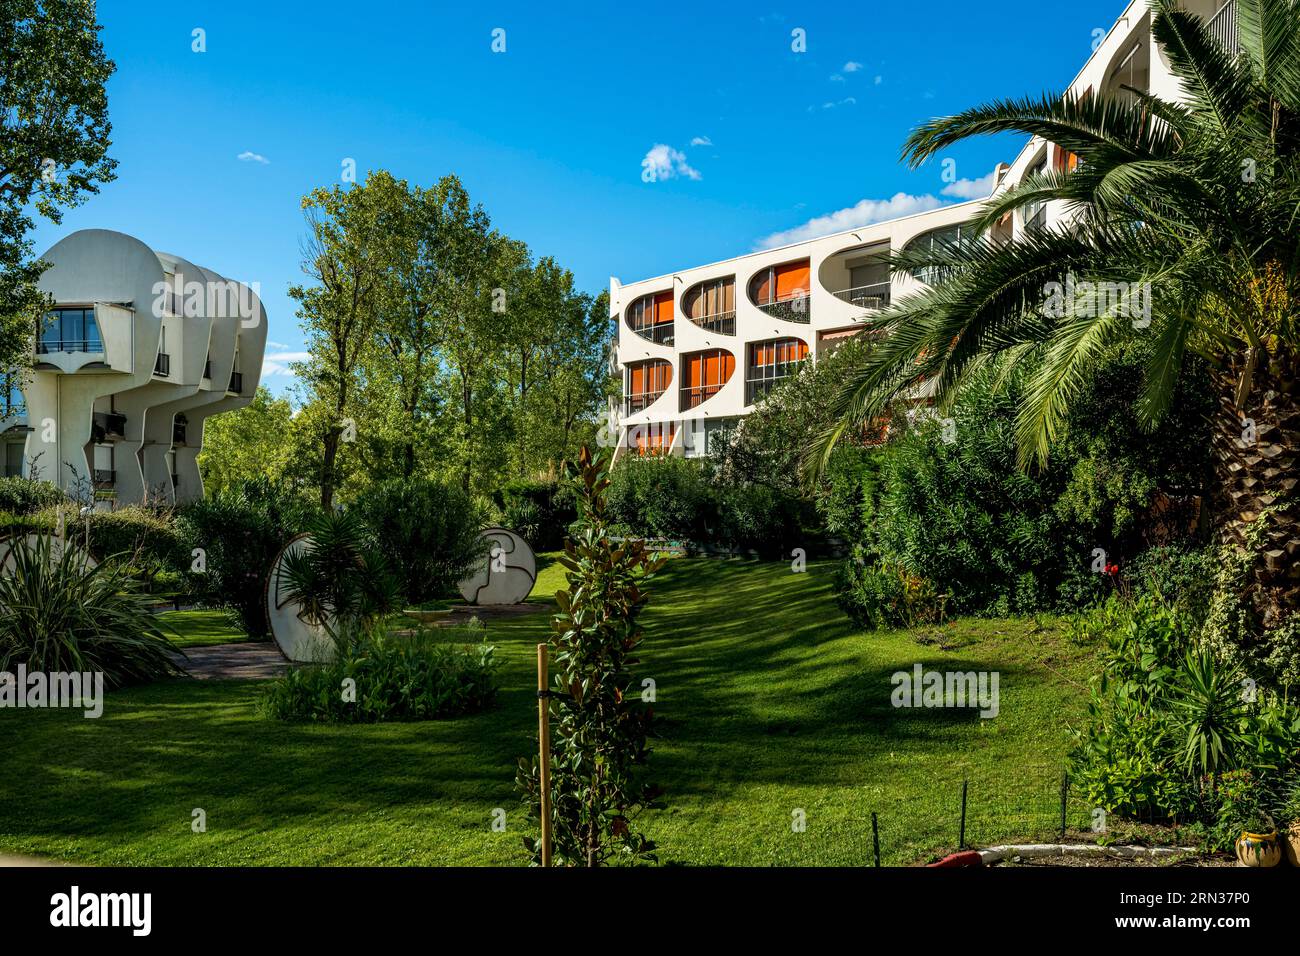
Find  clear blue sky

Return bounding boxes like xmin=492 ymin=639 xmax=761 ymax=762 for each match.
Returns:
xmin=31 ymin=0 xmax=1128 ymax=391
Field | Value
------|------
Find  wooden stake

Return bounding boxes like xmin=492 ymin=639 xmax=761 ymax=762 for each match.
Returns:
xmin=537 ymin=642 xmax=552 ymax=868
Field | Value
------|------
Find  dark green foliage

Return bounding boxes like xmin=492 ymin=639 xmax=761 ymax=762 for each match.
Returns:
xmin=175 ymin=478 xmax=313 ymax=638
xmin=606 ymin=455 xmax=713 ymax=542
xmin=836 ymin=554 xmax=943 ymax=631
xmin=84 ymin=505 xmax=187 ymax=574
xmin=833 ymin=347 xmax=1212 ymax=619
xmin=0 ymin=477 xmax=62 ymax=516
xmin=516 ymin=447 xmax=664 ymax=866
xmin=493 ymin=479 xmax=575 ymax=552
xmin=261 ymin=625 xmax=498 ymax=722
xmin=0 ymin=535 xmax=182 ymax=687
xmin=351 ymin=477 xmax=487 ymax=605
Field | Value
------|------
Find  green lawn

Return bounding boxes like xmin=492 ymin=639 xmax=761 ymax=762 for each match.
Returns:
xmin=156 ymin=609 xmax=253 ymax=648
xmin=0 ymin=557 xmax=1100 ymax=865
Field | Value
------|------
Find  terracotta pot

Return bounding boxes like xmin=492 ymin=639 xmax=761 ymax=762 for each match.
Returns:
xmin=1284 ymin=822 xmax=1300 ymax=867
xmin=1235 ymin=830 xmax=1282 ymax=868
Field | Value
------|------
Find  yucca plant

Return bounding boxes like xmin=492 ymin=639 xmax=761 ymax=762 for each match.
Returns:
xmin=0 ymin=534 xmax=183 ymax=687
xmin=1170 ymin=647 xmax=1251 ymax=788
xmin=808 ymin=0 xmax=1300 ymax=623
xmin=278 ymin=508 xmax=400 ymax=653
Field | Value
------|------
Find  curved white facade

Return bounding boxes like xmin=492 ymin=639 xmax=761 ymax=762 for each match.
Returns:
xmin=0 ymin=229 xmax=266 ymax=506
xmin=610 ymin=0 xmax=1231 ymax=459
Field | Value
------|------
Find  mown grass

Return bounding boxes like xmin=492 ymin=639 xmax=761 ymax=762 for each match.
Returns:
xmin=0 ymin=556 xmax=1099 ymax=865
xmin=156 ymin=609 xmax=254 ymax=648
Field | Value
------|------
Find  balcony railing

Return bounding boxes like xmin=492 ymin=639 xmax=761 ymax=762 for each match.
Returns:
xmin=37 ymin=338 xmax=103 ymax=354
xmin=92 ymin=469 xmax=116 ymax=485
xmin=1208 ymin=0 xmax=1239 ymax=53
xmin=173 ymin=423 xmax=188 ymax=445
xmin=1023 ymin=204 xmax=1047 ymax=234
xmin=629 ymin=323 xmax=674 ymax=346
xmin=91 ymin=411 xmax=127 ymax=442
xmin=754 ymin=294 xmax=811 ymax=324
xmin=680 ymin=384 xmax=723 ymax=411
xmin=832 ymin=281 xmax=891 ymax=311
xmin=688 ymin=310 xmax=736 ymax=335
xmin=153 ymin=352 xmax=171 ymax=377
xmin=228 ymin=371 xmax=244 ymax=393
xmin=625 ymin=391 xmax=666 ymax=415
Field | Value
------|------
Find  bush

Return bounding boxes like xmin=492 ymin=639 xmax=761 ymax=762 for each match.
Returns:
xmin=351 ymin=477 xmax=487 ymax=606
xmin=493 ymin=479 xmax=576 ymax=552
xmin=715 ymin=483 xmax=808 ymax=556
xmin=85 ymin=506 xmax=187 ymax=575
xmin=175 ymin=478 xmax=313 ymax=638
xmin=836 ymin=553 xmax=943 ymax=631
xmin=0 ymin=476 xmax=63 ymax=516
xmin=261 ymin=624 xmax=498 ymax=722
xmin=606 ymin=455 xmax=713 ymax=542
xmin=0 ymin=536 xmax=182 ymax=687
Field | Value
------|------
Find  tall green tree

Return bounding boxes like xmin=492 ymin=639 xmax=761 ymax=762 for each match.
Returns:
xmin=289 ymin=176 xmax=396 ymax=508
xmin=809 ymin=0 xmax=1300 ymax=622
xmin=0 ymin=0 xmax=117 ymax=367
xmin=197 ymin=386 xmax=296 ymax=496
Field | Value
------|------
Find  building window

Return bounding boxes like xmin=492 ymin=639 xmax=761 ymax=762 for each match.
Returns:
xmin=683 ymin=277 xmax=736 ymax=334
xmin=749 ymin=259 xmax=811 ymax=323
xmin=37 ymin=307 xmax=103 ymax=354
xmin=904 ymin=224 xmax=979 ymax=285
xmin=4 ymin=441 xmax=23 ymax=478
xmin=746 ymin=338 xmax=808 ymax=406
xmin=680 ymin=349 xmax=735 ymax=411
xmin=625 ymin=359 xmax=673 ymax=414
xmin=626 ymin=290 xmax=674 ymax=345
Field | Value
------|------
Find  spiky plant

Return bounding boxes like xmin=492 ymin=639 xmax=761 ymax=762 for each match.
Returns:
xmin=807 ymin=0 xmax=1300 ymax=623
xmin=0 ymin=534 xmax=182 ymax=687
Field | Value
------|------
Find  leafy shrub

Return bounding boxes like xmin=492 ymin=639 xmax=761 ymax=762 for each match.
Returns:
xmin=715 ymin=483 xmax=808 ymax=556
xmin=175 ymin=478 xmax=313 ymax=637
xmin=261 ymin=624 xmax=498 ymax=722
xmin=85 ymin=506 xmax=187 ymax=575
xmin=493 ymin=479 xmax=576 ymax=552
xmin=836 ymin=553 xmax=943 ymax=631
xmin=0 ymin=476 xmax=63 ymax=516
xmin=350 ymin=477 xmax=485 ymax=606
xmin=0 ymin=536 xmax=182 ymax=687
xmin=1127 ymin=544 xmax=1217 ymax=625
xmin=606 ymin=455 xmax=713 ymax=542
xmin=516 ymin=447 xmax=664 ymax=866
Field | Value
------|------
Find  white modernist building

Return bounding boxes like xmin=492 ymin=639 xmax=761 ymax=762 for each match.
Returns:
xmin=609 ymin=0 xmax=1237 ymax=458
xmin=0 ymin=229 xmax=267 ymax=506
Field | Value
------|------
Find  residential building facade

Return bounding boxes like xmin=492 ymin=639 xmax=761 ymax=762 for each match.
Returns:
xmin=0 ymin=229 xmax=267 ymax=506
xmin=609 ymin=0 xmax=1235 ymax=458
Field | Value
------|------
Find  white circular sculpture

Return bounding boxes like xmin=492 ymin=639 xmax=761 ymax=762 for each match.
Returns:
xmin=458 ymin=527 xmax=536 ymax=606
xmin=265 ymin=533 xmax=334 ymax=663
xmin=0 ymin=533 xmax=97 ymax=573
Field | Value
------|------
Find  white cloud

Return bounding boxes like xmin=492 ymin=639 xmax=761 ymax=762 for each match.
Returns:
xmin=640 ymin=144 xmax=701 ymax=182
xmin=754 ymin=192 xmax=946 ymax=249
xmin=815 ymin=96 xmax=857 ymax=110
xmin=261 ymin=350 xmax=310 ymax=377
xmin=940 ymin=168 xmax=999 ymax=200
xmin=690 ymin=135 xmax=713 ymax=147
xmin=829 ymin=73 xmax=846 ymax=83
xmin=237 ymin=150 xmax=269 ymax=165
xmin=266 ymin=340 xmax=290 ymax=351
xmin=874 ymin=75 xmax=883 ymax=85
xmin=843 ymin=61 xmax=864 ymax=72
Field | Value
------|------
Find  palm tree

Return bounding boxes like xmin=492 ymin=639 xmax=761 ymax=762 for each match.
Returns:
xmin=808 ymin=0 xmax=1300 ymax=622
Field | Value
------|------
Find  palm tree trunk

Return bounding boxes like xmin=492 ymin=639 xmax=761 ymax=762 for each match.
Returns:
xmin=1211 ymin=352 xmax=1300 ymax=625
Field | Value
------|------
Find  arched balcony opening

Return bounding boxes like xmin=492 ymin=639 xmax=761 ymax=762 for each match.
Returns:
xmin=1102 ymin=32 xmax=1150 ymax=106
xmin=625 ymin=420 xmax=677 ymax=457
xmin=682 ymin=276 xmax=736 ymax=335
xmin=748 ymin=258 xmax=811 ymax=324
xmin=819 ymin=243 xmax=891 ymax=312
xmin=624 ymin=359 xmax=673 ymax=415
xmin=679 ymin=348 xmax=735 ymax=411
xmin=903 ymin=223 xmax=980 ymax=286
xmin=625 ymin=290 xmax=674 ymax=346
xmin=745 ymin=338 xmax=809 ymax=406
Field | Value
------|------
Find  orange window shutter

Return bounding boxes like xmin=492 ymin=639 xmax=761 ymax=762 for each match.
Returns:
xmin=751 ymin=270 xmax=772 ymax=305
xmin=722 ymin=352 xmax=734 ymax=380
xmin=654 ymin=291 xmax=674 ymax=325
xmin=775 ymin=262 xmax=810 ymax=300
